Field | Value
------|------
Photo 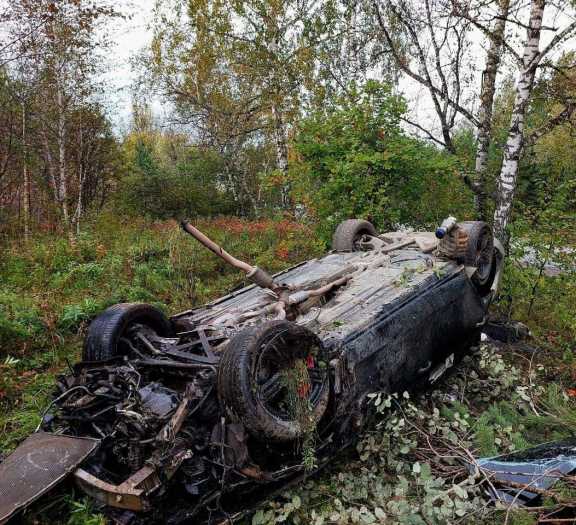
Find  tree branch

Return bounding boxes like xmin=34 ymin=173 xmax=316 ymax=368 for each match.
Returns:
xmin=524 ymin=100 xmax=576 ymax=148
xmin=372 ymin=0 xmax=480 ymax=128
xmin=530 ymin=20 xmax=576 ymax=71
xmin=449 ymin=1 xmax=523 ymax=68
xmin=399 ymin=116 xmax=448 ymax=148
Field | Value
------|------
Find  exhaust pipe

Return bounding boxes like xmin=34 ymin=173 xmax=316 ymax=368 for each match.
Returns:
xmin=180 ymin=221 xmax=277 ymax=291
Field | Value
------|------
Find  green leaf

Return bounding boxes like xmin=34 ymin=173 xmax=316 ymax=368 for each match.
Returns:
xmin=453 ymin=485 xmax=468 ymax=499
xmin=252 ymin=510 xmax=264 ymax=525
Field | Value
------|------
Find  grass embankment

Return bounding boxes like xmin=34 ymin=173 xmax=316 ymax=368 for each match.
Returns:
xmin=0 ymin=216 xmax=574 ymax=525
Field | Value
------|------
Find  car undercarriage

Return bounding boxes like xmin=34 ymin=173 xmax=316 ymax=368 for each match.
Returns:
xmin=0 ymin=218 xmax=504 ymax=525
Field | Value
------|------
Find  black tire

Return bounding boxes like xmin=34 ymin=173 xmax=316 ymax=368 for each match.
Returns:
xmin=458 ymin=221 xmax=496 ymax=294
xmin=332 ymin=219 xmax=377 ymax=252
xmin=83 ymin=303 xmax=173 ymax=361
xmin=217 ymin=320 xmax=330 ymax=442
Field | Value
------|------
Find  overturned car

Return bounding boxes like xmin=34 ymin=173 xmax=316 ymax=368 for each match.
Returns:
xmin=0 ymin=218 xmax=504 ymax=524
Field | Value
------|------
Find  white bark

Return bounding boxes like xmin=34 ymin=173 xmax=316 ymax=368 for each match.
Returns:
xmin=272 ymin=105 xmax=288 ymax=174
xmin=474 ymin=0 xmax=510 ymax=220
xmin=271 ymin=103 xmax=290 ymax=208
xmin=74 ymin=123 xmax=84 ymax=236
xmin=493 ymin=0 xmax=545 ymax=244
xmin=41 ymin=128 xmax=58 ymax=204
xmin=21 ymin=101 xmax=30 ymax=241
xmin=267 ymin=19 xmax=290 ymax=210
xmin=56 ymin=83 xmax=70 ymax=230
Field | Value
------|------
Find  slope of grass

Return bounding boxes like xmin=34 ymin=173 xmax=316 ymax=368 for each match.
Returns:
xmin=0 ymin=215 xmax=323 ymax=455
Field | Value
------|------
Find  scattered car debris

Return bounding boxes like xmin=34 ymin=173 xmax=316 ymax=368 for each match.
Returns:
xmin=481 ymin=319 xmax=531 ymax=344
xmin=477 ymin=438 xmax=576 ymax=505
xmin=517 ymin=246 xmax=576 ymax=277
xmin=0 ymin=217 xmax=505 ymax=524
xmin=0 ymin=433 xmax=99 ymax=525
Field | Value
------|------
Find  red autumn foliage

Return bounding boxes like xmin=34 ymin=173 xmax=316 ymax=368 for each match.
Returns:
xmin=246 ymin=221 xmax=269 ymax=234
xmin=275 ymin=245 xmax=290 ymax=260
xmin=151 ymin=220 xmax=178 ymax=232
xmin=211 ymin=217 xmax=247 ymax=234
xmin=207 ymin=217 xmax=307 ymax=239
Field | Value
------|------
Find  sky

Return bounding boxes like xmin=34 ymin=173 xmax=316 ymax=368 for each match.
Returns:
xmin=103 ymin=0 xmax=465 ymax=137
xmin=103 ymin=0 xmax=158 ymax=133
xmin=102 ymin=0 xmax=575 ymax=140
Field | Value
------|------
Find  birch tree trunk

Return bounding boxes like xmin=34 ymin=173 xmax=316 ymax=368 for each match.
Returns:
xmin=271 ymin=103 xmax=290 ymax=209
xmin=267 ymin=19 xmax=291 ymax=211
xmin=21 ymin=101 xmax=30 ymax=241
xmin=474 ymin=0 xmax=510 ymax=220
xmin=493 ymin=0 xmax=545 ymax=244
xmin=56 ymin=83 xmax=72 ymax=240
xmin=41 ymin=128 xmax=59 ymax=208
xmin=74 ymin=124 xmax=84 ymax=236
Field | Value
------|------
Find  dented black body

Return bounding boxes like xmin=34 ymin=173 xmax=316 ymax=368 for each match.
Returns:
xmin=342 ymin=270 xmax=485 ymax=399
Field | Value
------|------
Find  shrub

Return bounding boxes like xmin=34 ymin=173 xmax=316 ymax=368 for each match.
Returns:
xmin=290 ymin=81 xmax=474 ymax=242
xmin=117 ymin=141 xmax=235 ymax=220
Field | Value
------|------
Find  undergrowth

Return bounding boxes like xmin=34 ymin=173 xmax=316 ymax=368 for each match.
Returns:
xmin=0 ymin=215 xmax=323 ymax=456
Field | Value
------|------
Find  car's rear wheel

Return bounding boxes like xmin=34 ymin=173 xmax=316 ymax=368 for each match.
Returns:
xmin=459 ymin=221 xmax=496 ymax=294
xmin=332 ymin=219 xmax=377 ymax=252
xmin=83 ymin=303 xmax=173 ymax=361
xmin=217 ymin=320 xmax=330 ymax=442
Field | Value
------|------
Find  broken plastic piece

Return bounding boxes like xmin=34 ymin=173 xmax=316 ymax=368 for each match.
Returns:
xmin=477 ymin=438 xmax=576 ymax=504
xmin=0 ymin=432 xmax=99 ymax=524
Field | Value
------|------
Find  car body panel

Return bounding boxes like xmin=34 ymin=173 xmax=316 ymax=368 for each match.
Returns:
xmin=0 ymin=432 xmax=99 ymax=525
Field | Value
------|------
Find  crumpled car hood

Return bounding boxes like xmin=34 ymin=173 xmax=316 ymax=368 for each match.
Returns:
xmin=0 ymin=432 xmax=99 ymax=525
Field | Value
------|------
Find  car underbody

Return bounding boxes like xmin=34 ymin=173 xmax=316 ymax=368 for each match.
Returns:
xmin=0 ymin=218 xmax=504 ymax=525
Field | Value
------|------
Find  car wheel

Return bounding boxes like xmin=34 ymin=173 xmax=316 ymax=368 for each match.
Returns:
xmin=217 ymin=320 xmax=330 ymax=442
xmin=83 ymin=303 xmax=173 ymax=361
xmin=459 ymin=221 xmax=496 ymax=294
xmin=332 ymin=219 xmax=377 ymax=252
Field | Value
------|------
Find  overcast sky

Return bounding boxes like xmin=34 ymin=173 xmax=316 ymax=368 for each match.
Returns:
xmin=103 ymin=0 xmax=575 ymax=140
xmin=103 ymin=0 xmax=464 ymax=137
xmin=104 ymin=0 xmax=157 ymax=133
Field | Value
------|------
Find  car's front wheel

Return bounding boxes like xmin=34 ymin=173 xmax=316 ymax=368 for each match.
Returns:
xmin=82 ymin=303 xmax=173 ymax=361
xmin=217 ymin=320 xmax=330 ymax=442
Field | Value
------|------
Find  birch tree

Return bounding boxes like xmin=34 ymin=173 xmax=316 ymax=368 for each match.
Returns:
xmin=1 ymin=0 xmax=121 ymax=237
xmin=147 ymin=0 xmax=331 ymax=212
xmin=372 ymin=0 xmax=576 ymax=236
xmin=372 ymin=0 xmax=500 ymax=211
xmin=14 ymin=0 xmax=116 ymax=238
xmin=492 ymin=0 xmax=576 ymax=243
xmin=372 ymin=0 xmax=477 ymax=155
xmin=311 ymin=0 xmax=395 ymax=103
xmin=454 ymin=0 xmax=511 ymax=220
xmin=371 ymin=0 xmax=520 ymax=216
